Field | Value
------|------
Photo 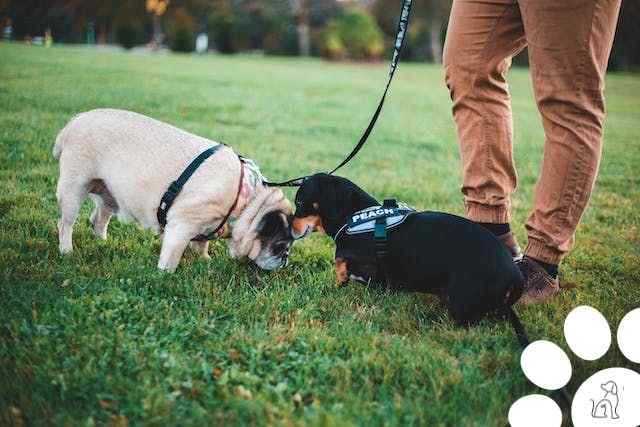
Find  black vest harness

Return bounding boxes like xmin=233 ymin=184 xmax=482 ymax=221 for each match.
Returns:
xmin=333 ymin=199 xmax=415 ymax=268
xmin=156 ymin=145 xmax=245 ymax=241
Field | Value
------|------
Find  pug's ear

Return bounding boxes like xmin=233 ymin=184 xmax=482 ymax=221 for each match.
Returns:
xmin=257 ymin=211 xmax=282 ymax=238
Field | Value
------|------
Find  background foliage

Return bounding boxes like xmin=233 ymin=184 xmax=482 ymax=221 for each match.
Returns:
xmin=166 ymin=6 xmax=196 ymax=52
xmin=321 ymin=9 xmax=384 ymax=60
xmin=1 ymin=0 xmax=639 ymax=69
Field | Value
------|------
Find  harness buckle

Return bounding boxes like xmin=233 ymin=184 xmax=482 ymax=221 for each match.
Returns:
xmin=383 ymin=199 xmax=398 ymax=209
xmin=166 ymin=181 xmax=181 ymax=196
xmin=374 ymin=221 xmax=386 ymax=240
xmin=374 ymin=218 xmax=388 ymax=259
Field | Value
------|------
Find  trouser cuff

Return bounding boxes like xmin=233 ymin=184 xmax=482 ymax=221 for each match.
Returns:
xmin=524 ymin=238 xmax=564 ymax=265
xmin=465 ymin=201 xmax=510 ymax=224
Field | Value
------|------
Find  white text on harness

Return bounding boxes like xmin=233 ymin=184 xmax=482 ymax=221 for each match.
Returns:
xmin=352 ymin=208 xmax=395 ymax=222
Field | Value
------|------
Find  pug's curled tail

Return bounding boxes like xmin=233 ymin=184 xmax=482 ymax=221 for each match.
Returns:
xmin=53 ymin=124 xmax=70 ymax=159
xmin=53 ymin=113 xmax=81 ymax=159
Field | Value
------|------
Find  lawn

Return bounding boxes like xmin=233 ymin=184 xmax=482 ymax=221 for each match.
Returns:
xmin=0 ymin=43 xmax=639 ymax=426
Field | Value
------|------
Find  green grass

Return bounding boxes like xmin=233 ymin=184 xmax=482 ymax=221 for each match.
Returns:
xmin=1 ymin=43 xmax=639 ymax=426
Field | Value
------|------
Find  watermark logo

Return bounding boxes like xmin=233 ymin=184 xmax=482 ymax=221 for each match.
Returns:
xmin=508 ymin=306 xmax=640 ymax=427
xmin=590 ymin=380 xmax=620 ymax=419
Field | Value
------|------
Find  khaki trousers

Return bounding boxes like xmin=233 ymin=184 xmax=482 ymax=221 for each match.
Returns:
xmin=443 ymin=0 xmax=621 ymax=264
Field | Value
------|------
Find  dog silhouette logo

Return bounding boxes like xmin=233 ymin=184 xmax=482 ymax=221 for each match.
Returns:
xmin=590 ymin=380 xmax=620 ymax=419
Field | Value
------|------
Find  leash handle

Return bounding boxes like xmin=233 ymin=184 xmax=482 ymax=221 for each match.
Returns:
xmin=263 ymin=0 xmax=414 ymax=187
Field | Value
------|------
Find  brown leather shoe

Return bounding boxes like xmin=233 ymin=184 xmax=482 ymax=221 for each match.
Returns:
xmin=497 ymin=231 xmax=523 ymax=260
xmin=515 ymin=257 xmax=560 ymax=305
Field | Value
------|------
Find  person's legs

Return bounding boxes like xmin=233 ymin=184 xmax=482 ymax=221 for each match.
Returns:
xmin=443 ymin=0 xmax=527 ymax=232
xmin=519 ymin=0 xmax=621 ymax=266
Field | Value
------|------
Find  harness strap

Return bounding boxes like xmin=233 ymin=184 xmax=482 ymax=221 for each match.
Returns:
xmin=263 ymin=0 xmax=413 ymax=187
xmin=192 ymin=155 xmax=245 ymax=241
xmin=157 ymin=145 xmax=245 ymax=241
xmin=157 ymin=145 xmax=224 ymax=226
xmin=373 ymin=216 xmax=388 ymax=259
xmin=331 ymin=223 xmax=348 ymax=241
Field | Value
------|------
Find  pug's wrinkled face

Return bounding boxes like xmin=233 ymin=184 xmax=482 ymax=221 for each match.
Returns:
xmin=254 ymin=210 xmax=294 ymax=270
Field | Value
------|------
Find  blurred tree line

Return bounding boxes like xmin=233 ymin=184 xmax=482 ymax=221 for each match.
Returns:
xmin=0 ymin=0 xmax=638 ymax=70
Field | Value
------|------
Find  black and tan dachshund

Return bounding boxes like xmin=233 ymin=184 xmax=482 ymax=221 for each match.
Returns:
xmin=291 ymin=173 xmax=524 ymax=325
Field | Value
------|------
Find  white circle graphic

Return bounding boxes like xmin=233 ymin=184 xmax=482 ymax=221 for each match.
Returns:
xmin=508 ymin=394 xmax=562 ymax=427
xmin=617 ymin=308 xmax=640 ymax=363
xmin=564 ymin=305 xmax=611 ymax=361
xmin=571 ymin=367 xmax=640 ymax=427
xmin=520 ymin=340 xmax=572 ymax=390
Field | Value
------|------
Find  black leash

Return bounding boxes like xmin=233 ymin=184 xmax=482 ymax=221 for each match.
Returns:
xmin=157 ymin=144 xmax=245 ymax=241
xmin=504 ymin=305 xmax=530 ymax=349
xmin=264 ymin=0 xmax=413 ymax=187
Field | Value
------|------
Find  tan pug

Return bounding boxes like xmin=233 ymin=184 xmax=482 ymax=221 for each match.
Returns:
xmin=53 ymin=109 xmax=293 ymax=271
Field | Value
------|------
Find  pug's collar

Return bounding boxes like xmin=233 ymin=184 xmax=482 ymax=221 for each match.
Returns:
xmin=222 ymin=156 xmax=264 ymax=236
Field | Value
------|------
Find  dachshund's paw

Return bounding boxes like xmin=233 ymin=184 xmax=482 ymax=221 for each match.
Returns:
xmin=335 ymin=258 xmax=349 ymax=285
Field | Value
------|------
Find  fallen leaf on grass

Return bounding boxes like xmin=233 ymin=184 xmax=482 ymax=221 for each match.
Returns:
xmin=9 ymin=406 xmax=24 ymax=426
xmin=107 ymin=414 xmax=128 ymax=427
xmin=234 ymin=385 xmax=252 ymax=399
xmin=212 ymin=367 xmax=223 ymax=379
xmin=228 ymin=349 xmax=240 ymax=361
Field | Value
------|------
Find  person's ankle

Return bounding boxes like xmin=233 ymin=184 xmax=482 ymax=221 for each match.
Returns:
xmin=524 ymin=255 xmax=558 ymax=279
xmin=477 ymin=222 xmax=510 ymax=236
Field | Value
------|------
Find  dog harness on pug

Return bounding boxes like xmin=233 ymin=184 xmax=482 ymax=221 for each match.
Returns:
xmin=333 ymin=199 xmax=415 ymax=267
xmin=157 ymin=145 xmax=245 ymax=241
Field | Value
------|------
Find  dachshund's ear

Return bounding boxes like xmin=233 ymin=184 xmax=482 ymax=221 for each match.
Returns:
xmin=611 ymin=383 xmax=617 ymax=394
xmin=321 ymin=180 xmax=341 ymax=219
xmin=344 ymin=187 xmax=357 ymax=213
xmin=294 ymin=174 xmax=321 ymax=215
xmin=325 ymin=179 xmax=357 ymax=220
xmin=309 ymin=175 xmax=337 ymax=219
